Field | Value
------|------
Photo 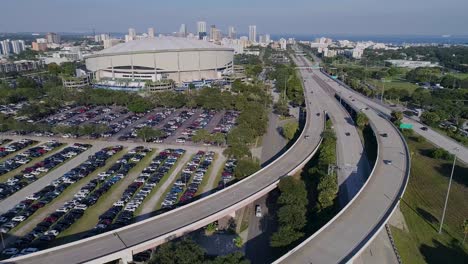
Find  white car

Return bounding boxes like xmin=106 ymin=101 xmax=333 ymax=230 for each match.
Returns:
xmin=12 ymin=216 xmax=27 ymax=222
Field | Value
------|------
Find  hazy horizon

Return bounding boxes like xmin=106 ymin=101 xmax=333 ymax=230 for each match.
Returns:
xmin=1 ymin=0 xmax=467 ymax=35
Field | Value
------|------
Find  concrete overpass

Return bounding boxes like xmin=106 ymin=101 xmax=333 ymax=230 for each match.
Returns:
xmin=5 ymin=63 xmax=326 ymax=264
xmin=274 ymin=63 xmax=410 ymax=263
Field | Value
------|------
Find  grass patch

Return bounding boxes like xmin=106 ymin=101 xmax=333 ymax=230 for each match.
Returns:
xmin=392 ymin=136 xmax=468 ymax=264
xmin=368 ymin=79 xmax=419 ymax=93
xmin=239 ymin=206 xmax=251 ymax=233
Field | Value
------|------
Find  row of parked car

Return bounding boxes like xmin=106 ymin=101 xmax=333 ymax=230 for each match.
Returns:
xmin=91 ymin=148 xmax=185 ymax=236
xmin=41 ymin=105 xmax=92 ymax=126
xmin=60 ymin=106 xmax=109 ymax=127
xmin=181 ymin=110 xmax=217 ymax=140
xmin=217 ymin=158 xmax=237 ymax=189
xmin=213 ymin=111 xmax=239 ymax=134
xmin=0 ymin=141 xmax=60 ymax=176
xmin=161 ymin=110 xmax=195 ymax=139
xmin=0 ymin=143 xmax=91 ymax=201
xmin=179 ymin=151 xmax=215 ymax=203
xmin=0 ymin=146 xmax=122 ymax=258
xmin=19 ymin=147 xmax=150 ymax=248
xmin=0 ymin=139 xmax=36 ymax=159
xmin=119 ymin=109 xmax=175 ymax=141
xmin=0 ymin=144 xmax=93 ymax=234
xmin=161 ymin=151 xmax=212 ymax=208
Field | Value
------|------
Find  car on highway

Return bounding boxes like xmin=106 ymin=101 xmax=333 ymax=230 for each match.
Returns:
xmin=381 ymin=133 xmax=388 ymax=137
xmin=304 ymin=135 xmax=310 ymax=139
xmin=421 ymin=126 xmax=428 ymax=131
xmin=384 ymin=160 xmax=392 ymax=165
xmin=345 ymin=132 xmax=351 ymax=136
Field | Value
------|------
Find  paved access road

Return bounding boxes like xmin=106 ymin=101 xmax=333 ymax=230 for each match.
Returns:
xmin=275 ymin=68 xmax=409 ymax=264
xmin=9 ymin=68 xmax=325 ymax=263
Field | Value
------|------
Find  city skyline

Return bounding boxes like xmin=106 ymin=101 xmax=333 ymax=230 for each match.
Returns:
xmin=1 ymin=0 xmax=467 ymax=35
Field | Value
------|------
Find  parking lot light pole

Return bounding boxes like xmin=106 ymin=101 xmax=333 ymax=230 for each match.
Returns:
xmin=438 ymin=147 xmax=459 ymax=234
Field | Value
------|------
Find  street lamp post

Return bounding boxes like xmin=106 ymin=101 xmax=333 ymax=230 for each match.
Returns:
xmin=438 ymin=147 xmax=459 ymax=234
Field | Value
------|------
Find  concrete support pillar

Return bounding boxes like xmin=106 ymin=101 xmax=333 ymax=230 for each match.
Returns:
xmin=118 ymin=251 xmax=133 ymax=264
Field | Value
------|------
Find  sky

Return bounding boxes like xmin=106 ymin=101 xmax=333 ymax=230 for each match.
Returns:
xmin=1 ymin=0 xmax=467 ymax=35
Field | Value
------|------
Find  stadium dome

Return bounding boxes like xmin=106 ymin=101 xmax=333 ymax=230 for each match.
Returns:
xmin=85 ymin=37 xmax=234 ymax=87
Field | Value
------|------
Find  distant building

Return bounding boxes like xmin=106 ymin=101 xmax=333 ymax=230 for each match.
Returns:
xmin=197 ymin=21 xmax=207 ymax=34
xmin=148 ymin=28 xmax=155 ymax=38
xmin=32 ymin=42 xmax=48 ymax=52
xmin=248 ymin=25 xmax=257 ymax=43
xmin=46 ymin=32 xmax=61 ymax=44
xmin=228 ymin=26 xmax=236 ymax=39
xmin=279 ymin=38 xmax=287 ymax=50
xmin=0 ymin=60 xmax=45 ymax=73
xmin=179 ymin=24 xmax=187 ymax=37
xmin=103 ymin=39 xmax=120 ymax=49
xmin=0 ymin=40 xmax=11 ymax=55
xmin=10 ymin=40 xmax=25 ymax=54
xmin=385 ymin=59 xmax=439 ymax=68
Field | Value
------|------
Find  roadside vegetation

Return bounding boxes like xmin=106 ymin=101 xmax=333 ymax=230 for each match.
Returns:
xmin=148 ymin=238 xmax=250 ymax=264
xmin=392 ymin=133 xmax=468 ymax=264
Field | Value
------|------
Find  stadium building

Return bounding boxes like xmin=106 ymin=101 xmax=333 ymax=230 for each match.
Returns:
xmin=85 ymin=37 xmax=234 ymax=91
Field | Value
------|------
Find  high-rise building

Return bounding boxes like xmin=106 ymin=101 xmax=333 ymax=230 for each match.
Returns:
xmin=248 ymin=25 xmax=257 ymax=43
xmin=179 ymin=24 xmax=187 ymax=37
xmin=148 ymin=28 xmax=155 ymax=38
xmin=228 ymin=26 xmax=236 ymax=39
xmin=46 ymin=32 xmax=61 ymax=44
xmin=129 ymin=28 xmax=136 ymax=38
xmin=209 ymin=25 xmax=216 ymax=41
xmin=265 ymin=34 xmax=271 ymax=44
xmin=32 ymin=42 xmax=48 ymax=52
xmin=0 ymin=40 xmax=10 ymax=55
xmin=197 ymin=21 xmax=207 ymax=34
xmin=11 ymin=40 xmax=25 ymax=54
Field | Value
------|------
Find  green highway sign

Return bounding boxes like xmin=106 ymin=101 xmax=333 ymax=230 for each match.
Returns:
xmin=400 ymin=123 xmax=413 ymax=129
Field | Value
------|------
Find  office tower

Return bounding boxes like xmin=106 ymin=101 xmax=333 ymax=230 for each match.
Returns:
xmin=46 ymin=32 xmax=61 ymax=44
xmin=148 ymin=27 xmax=155 ymax=38
xmin=265 ymin=34 xmax=271 ymax=43
xmin=179 ymin=24 xmax=187 ymax=37
xmin=128 ymin=28 xmax=136 ymax=39
xmin=248 ymin=25 xmax=257 ymax=43
xmin=228 ymin=26 xmax=236 ymax=39
xmin=11 ymin=40 xmax=25 ymax=54
xmin=209 ymin=25 xmax=216 ymax=41
xmin=197 ymin=21 xmax=207 ymax=34
xmin=0 ymin=40 xmax=11 ymax=55
xmin=213 ymin=28 xmax=222 ymax=42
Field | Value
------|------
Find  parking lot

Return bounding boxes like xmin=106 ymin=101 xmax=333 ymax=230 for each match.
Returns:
xmin=1 ymin=101 xmax=239 ymax=147
xmin=0 ymin=136 xmax=226 ymax=259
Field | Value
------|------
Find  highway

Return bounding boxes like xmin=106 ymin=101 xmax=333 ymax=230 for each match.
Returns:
xmin=7 ymin=63 xmax=325 ymax=264
xmin=275 ymin=63 xmax=410 ymax=263
xmin=293 ymin=55 xmax=370 ymax=203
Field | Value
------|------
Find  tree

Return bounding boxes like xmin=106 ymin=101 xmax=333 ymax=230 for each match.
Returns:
xmin=137 ymin=127 xmax=164 ymax=142
xmin=270 ymin=226 xmax=304 ymax=247
xmin=420 ymin=111 xmax=441 ymax=126
xmin=48 ymin=63 xmax=61 ymax=75
xmin=233 ymin=236 xmax=243 ymax=248
xmin=356 ymin=112 xmax=369 ymax=129
xmin=391 ymin=111 xmax=403 ymax=125
xmin=209 ymin=252 xmax=250 ymax=264
xmin=149 ymin=239 xmax=205 ymax=264
xmin=205 ymin=222 xmax=217 ymax=236
xmin=234 ymin=159 xmax=260 ymax=179
xmin=17 ymin=77 xmax=37 ymax=88
xmin=281 ymin=121 xmax=298 ymax=140
xmin=192 ymin=129 xmax=210 ymax=143
xmin=211 ymin=132 xmax=226 ymax=146
xmin=223 ymin=143 xmax=251 ymax=159
xmin=273 ymin=99 xmax=289 ymax=116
